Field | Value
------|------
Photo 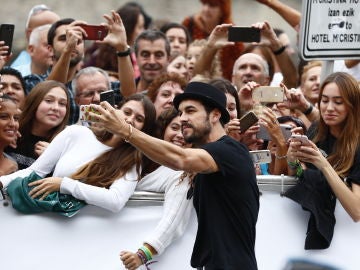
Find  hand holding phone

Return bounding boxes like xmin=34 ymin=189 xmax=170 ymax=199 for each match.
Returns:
xmin=0 ymin=24 xmax=15 ymax=55
xmin=239 ymin=111 xmax=259 ymax=133
xmin=80 ymin=24 xmax=108 ymax=40
xmin=252 ymin=86 xmax=284 ymax=103
xmin=291 ymin=134 xmax=311 ymax=146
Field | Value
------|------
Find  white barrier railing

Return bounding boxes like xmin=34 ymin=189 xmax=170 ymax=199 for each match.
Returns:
xmin=2 ymin=175 xmax=358 ymax=270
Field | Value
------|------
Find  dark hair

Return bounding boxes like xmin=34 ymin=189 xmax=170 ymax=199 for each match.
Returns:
xmin=71 ymin=93 xmax=156 ymax=188
xmin=155 ymin=107 xmax=179 ymax=139
xmin=47 ymin=18 xmax=74 ymax=46
xmin=134 ymin=30 xmax=170 ymax=57
xmin=117 ymin=4 xmax=142 ymax=42
xmin=277 ymin=115 xmax=307 ymax=134
xmin=160 ymin=22 xmax=192 ymax=47
xmin=209 ymin=78 xmax=241 ymax=118
xmin=0 ymin=67 xmax=26 ymax=93
xmin=125 ymin=2 xmax=152 ymax=29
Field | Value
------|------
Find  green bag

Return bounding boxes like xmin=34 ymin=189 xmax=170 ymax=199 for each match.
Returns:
xmin=7 ymin=172 xmax=86 ymax=217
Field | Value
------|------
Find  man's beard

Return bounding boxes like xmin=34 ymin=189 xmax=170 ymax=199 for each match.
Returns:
xmin=183 ymin=117 xmax=211 ymax=146
xmin=53 ymin=51 xmax=82 ymax=67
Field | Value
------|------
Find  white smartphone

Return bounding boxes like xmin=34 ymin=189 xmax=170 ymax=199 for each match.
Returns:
xmin=249 ymin=150 xmax=272 ymax=164
xmin=252 ymin=86 xmax=284 ymax=103
xmin=291 ymin=134 xmax=311 ymax=146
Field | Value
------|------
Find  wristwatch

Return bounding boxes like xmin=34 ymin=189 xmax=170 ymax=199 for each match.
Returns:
xmin=116 ymin=45 xmax=131 ymax=57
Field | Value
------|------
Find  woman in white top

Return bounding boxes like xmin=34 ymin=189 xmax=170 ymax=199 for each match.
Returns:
xmin=0 ymin=94 xmax=156 ymax=212
xmin=121 ymin=107 xmax=193 ymax=270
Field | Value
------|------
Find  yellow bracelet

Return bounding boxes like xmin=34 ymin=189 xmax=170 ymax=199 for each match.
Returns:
xmin=124 ymin=124 xmax=133 ymax=143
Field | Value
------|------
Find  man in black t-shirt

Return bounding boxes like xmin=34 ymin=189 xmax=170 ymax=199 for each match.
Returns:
xmin=95 ymin=81 xmax=259 ymax=270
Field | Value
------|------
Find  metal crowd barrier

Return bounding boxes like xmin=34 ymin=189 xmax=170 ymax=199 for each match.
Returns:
xmin=128 ymin=175 xmax=298 ymax=204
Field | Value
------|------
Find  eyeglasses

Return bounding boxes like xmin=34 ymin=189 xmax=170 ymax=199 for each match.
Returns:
xmin=77 ymin=89 xmax=107 ymax=99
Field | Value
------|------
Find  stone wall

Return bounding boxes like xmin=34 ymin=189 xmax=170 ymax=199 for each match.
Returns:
xmin=0 ymin=0 xmax=301 ymax=55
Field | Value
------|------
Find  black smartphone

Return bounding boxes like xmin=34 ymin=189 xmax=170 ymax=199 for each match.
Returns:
xmin=228 ymin=26 xmax=260 ymax=43
xmin=80 ymin=24 xmax=108 ymax=40
xmin=0 ymin=24 xmax=15 ymax=55
xmin=239 ymin=111 xmax=259 ymax=133
xmin=100 ymin=90 xmax=115 ymax=106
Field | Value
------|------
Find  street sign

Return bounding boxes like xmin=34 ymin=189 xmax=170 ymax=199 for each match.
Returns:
xmin=300 ymin=0 xmax=360 ymax=60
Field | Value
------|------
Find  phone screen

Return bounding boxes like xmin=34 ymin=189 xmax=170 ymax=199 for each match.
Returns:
xmin=228 ymin=27 xmax=260 ymax=42
xmin=0 ymin=24 xmax=15 ymax=55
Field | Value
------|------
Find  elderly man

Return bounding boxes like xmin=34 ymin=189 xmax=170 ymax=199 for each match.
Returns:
xmin=72 ymin=67 xmax=111 ymax=106
xmin=11 ymin=4 xmax=59 ymax=68
xmin=93 ymin=81 xmax=259 ymax=270
xmin=14 ymin=24 xmax=53 ymax=76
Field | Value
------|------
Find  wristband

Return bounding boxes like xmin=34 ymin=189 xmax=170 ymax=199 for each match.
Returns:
xmin=139 ymin=245 xmax=153 ymax=261
xmin=273 ymin=45 xmax=286 ymax=55
xmin=303 ymin=103 xmax=314 ymax=115
xmin=116 ymin=45 xmax=131 ymax=57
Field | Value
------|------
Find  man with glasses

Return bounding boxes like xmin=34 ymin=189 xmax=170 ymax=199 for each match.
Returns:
xmin=72 ymin=67 xmax=111 ymax=106
xmin=11 ymin=4 xmax=60 ymax=68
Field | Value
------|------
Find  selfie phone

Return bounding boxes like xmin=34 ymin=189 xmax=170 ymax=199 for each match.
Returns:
xmin=291 ymin=134 xmax=311 ymax=146
xmin=239 ymin=111 xmax=258 ymax=133
xmin=257 ymin=124 xmax=292 ymax=141
xmin=249 ymin=150 xmax=272 ymax=164
xmin=0 ymin=24 xmax=15 ymax=55
xmin=252 ymin=86 xmax=284 ymax=103
xmin=100 ymin=90 xmax=115 ymax=106
xmin=79 ymin=105 xmax=100 ymax=122
xmin=228 ymin=26 xmax=260 ymax=43
xmin=80 ymin=24 xmax=108 ymax=40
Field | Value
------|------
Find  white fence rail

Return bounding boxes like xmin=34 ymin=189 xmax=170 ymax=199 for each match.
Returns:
xmin=1 ymin=175 xmax=357 ymax=270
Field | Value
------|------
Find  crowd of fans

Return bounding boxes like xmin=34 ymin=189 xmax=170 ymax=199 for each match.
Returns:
xmin=1 ymin=0 xmax=360 ymax=269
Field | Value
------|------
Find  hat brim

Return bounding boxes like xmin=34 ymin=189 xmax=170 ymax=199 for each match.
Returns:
xmin=173 ymin=92 xmax=230 ymax=124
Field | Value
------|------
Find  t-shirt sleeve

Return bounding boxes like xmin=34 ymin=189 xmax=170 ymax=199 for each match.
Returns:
xmin=346 ymin=149 xmax=360 ymax=185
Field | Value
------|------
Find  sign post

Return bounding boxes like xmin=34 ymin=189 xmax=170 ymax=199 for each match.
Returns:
xmin=300 ymin=0 xmax=360 ymax=60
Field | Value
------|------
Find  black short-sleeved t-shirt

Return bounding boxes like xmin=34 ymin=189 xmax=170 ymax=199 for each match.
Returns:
xmin=191 ymin=136 xmax=259 ymax=270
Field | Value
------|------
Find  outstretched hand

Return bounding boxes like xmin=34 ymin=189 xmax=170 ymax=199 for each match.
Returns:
xmin=89 ymin=101 xmax=128 ymax=138
xmin=100 ymin=10 xmax=128 ymax=51
xmin=207 ymin=24 xmax=234 ymax=49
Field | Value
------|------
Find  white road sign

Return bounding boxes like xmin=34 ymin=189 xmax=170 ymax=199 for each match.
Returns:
xmin=300 ymin=0 xmax=360 ymax=60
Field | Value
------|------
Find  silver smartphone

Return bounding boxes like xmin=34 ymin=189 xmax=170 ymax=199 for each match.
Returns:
xmin=252 ymin=86 xmax=284 ymax=103
xmin=257 ymin=124 xmax=292 ymax=141
xmin=291 ymin=134 xmax=311 ymax=146
xmin=249 ymin=150 xmax=272 ymax=164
